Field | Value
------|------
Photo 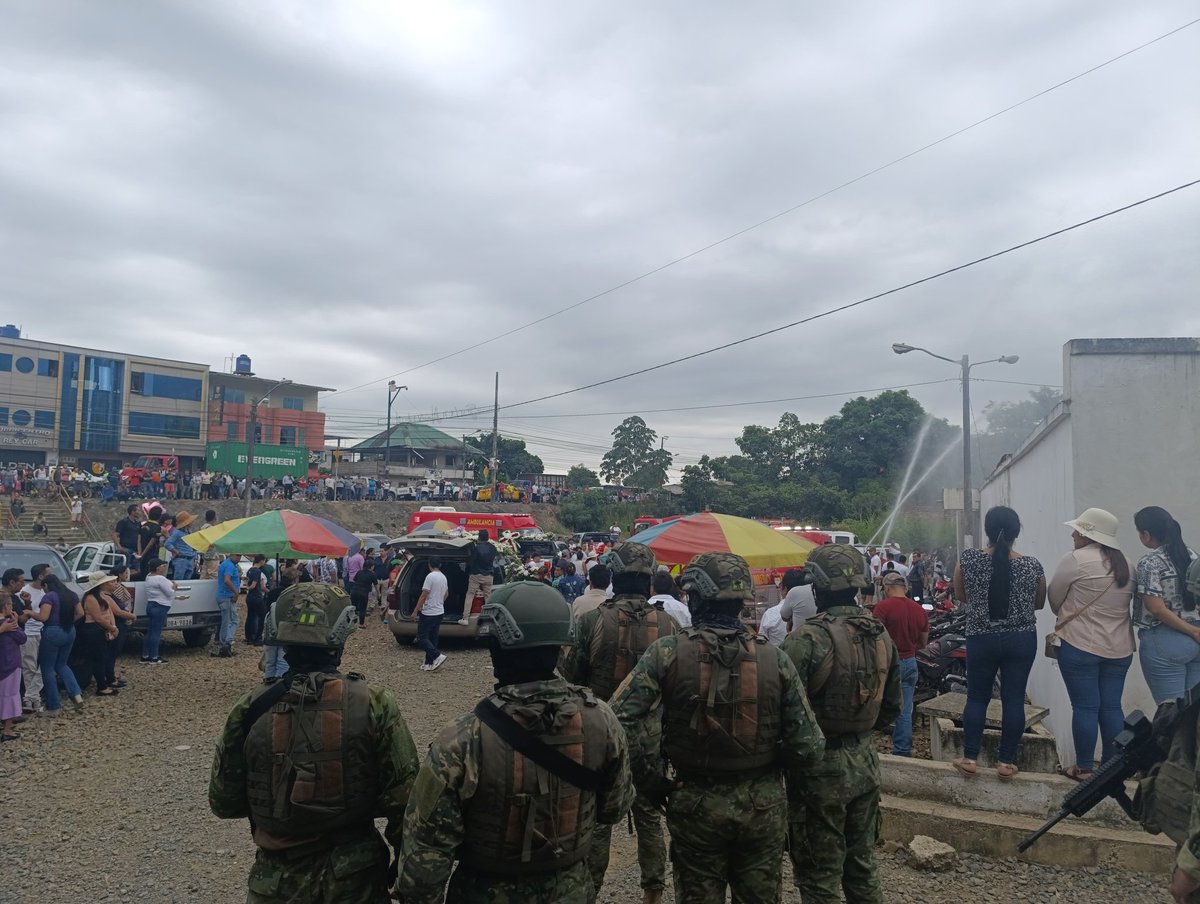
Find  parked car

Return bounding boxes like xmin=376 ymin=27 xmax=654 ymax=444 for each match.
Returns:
xmin=572 ymin=531 xmax=614 ymax=546
xmin=63 ymin=541 xmax=221 ymax=648
xmin=387 ymin=535 xmax=486 ymax=642
xmin=0 ymin=540 xmax=79 ymax=592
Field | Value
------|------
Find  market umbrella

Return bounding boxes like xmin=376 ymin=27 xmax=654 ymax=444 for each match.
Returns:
xmin=628 ymin=512 xmax=818 ymax=569
xmin=184 ymin=510 xmax=361 ymax=558
xmin=408 ymin=519 xmax=462 ymax=535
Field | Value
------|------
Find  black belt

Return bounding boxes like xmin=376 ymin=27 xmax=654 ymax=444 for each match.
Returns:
xmin=673 ymin=765 xmax=779 ymax=785
xmin=823 ymin=731 xmax=873 ymax=750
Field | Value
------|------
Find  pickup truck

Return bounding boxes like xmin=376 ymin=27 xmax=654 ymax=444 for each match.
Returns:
xmin=63 ymin=541 xmax=222 ymax=648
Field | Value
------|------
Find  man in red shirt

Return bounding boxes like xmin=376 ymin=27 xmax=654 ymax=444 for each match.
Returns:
xmin=873 ymin=572 xmax=929 ymax=756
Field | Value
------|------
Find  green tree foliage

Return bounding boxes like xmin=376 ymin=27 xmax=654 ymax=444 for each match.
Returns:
xmin=565 ymin=464 xmax=599 ymax=489
xmin=974 ymin=386 xmax=1063 ymax=480
xmin=601 ymin=417 xmax=673 ymax=489
xmin=471 ymin=432 xmax=544 ymax=483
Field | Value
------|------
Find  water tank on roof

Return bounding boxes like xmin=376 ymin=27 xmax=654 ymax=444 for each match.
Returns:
xmin=235 ymin=354 xmax=252 ymax=374
xmin=0 ymin=324 xmax=19 ymax=339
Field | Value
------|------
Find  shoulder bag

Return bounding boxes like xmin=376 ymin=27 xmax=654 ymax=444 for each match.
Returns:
xmin=1045 ymin=579 xmax=1115 ymax=659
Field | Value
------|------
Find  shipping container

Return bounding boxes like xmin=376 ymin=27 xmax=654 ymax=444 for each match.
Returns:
xmin=205 ymin=441 xmax=307 ymax=479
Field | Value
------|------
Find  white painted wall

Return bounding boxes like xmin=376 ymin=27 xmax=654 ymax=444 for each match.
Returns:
xmin=981 ymin=338 xmax=1200 ymax=768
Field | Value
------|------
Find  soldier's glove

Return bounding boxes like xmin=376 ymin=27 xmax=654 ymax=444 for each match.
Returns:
xmin=642 ymin=775 xmax=682 ymax=810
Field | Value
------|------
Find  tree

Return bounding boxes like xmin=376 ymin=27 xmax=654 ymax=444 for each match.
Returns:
xmin=565 ymin=464 xmax=599 ymax=489
xmin=600 ymin=417 xmax=673 ymax=488
xmin=471 ymin=433 xmax=544 ymax=483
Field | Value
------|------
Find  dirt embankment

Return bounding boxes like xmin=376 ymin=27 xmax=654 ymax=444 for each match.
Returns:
xmin=81 ymin=498 xmax=571 ymax=539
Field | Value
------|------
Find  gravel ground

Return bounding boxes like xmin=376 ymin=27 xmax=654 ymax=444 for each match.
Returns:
xmin=0 ymin=606 xmax=1172 ymax=903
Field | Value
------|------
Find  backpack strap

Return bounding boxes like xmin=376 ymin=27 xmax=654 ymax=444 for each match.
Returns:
xmin=473 ymin=699 xmax=605 ymax=793
xmin=241 ymin=674 xmax=294 ymax=737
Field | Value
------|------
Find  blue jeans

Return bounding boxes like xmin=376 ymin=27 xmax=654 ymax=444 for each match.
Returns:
xmin=171 ymin=557 xmax=195 ymax=580
xmin=264 ymin=645 xmax=289 ymax=680
xmin=144 ymin=601 xmax=170 ymax=660
xmin=892 ymin=657 xmax=918 ymax=756
xmin=1057 ymin=639 xmax=1132 ymax=770
xmin=38 ymin=624 xmax=81 ymax=711
xmin=962 ymin=630 xmax=1037 ymax=763
xmin=1138 ymin=625 xmax=1200 ymax=704
xmin=218 ymin=597 xmax=239 ymax=647
xmin=416 ymin=613 xmax=442 ymax=666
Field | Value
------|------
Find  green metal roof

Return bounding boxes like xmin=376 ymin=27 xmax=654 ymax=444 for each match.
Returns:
xmin=348 ymin=423 xmax=485 ymax=454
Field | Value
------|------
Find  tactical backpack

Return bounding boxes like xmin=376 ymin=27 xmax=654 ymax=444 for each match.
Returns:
xmin=663 ymin=627 xmax=782 ymax=775
xmin=243 ymin=672 xmax=377 ymax=838
xmin=805 ymin=612 xmax=890 ymax=737
xmin=587 ymin=596 xmax=678 ymax=700
xmin=1133 ymin=691 xmax=1200 ymax=843
xmin=461 ymin=685 xmax=609 ymax=875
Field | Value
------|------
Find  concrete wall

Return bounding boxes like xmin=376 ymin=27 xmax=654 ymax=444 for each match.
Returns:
xmin=982 ymin=338 xmax=1200 ymax=767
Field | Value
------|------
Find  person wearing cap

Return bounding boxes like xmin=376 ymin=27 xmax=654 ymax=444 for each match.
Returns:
xmin=164 ymin=510 xmax=199 ymax=580
xmin=781 ymin=543 xmax=900 ymax=904
xmin=873 ymin=571 xmax=929 ymax=758
xmin=1047 ymin=508 xmax=1135 ymax=781
xmin=560 ymin=542 xmax=677 ymax=904
xmin=210 ymin=582 xmax=419 ymax=903
xmin=396 ymin=580 xmax=632 ymax=904
xmin=610 ymin=552 xmax=824 ymax=904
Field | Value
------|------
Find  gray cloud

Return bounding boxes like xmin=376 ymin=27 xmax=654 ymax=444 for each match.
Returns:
xmin=1 ymin=0 xmax=1197 ymax=473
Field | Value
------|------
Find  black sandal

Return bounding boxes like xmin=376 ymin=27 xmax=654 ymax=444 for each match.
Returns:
xmin=96 ymin=688 xmax=119 ymax=697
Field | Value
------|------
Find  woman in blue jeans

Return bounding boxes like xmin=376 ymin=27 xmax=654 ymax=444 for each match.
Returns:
xmin=952 ymin=506 xmax=1046 ymax=780
xmin=34 ymin=572 xmax=85 ymax=713
xmin=1132 ymin=506 xmax=1199 ymax=704
xmin=1047 ymin=508 xmax=1134 ymax=779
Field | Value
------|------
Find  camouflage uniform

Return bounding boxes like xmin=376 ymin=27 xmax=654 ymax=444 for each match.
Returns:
xmin=780 ymin=544 xmax=901 ymax=904
xmin=610 ymin=553 xmax=825 ymax=904
xmin=397 ymin=581 xmax=634 ymax=904
xmin=209 ymin=583 xmax=420 ymax=904
xmin=559 ymin=575 xmax=679 ymax=898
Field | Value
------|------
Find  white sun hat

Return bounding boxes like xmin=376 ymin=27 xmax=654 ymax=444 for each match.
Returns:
xmin=1064 ymin=508 xmax=1120 ymax=547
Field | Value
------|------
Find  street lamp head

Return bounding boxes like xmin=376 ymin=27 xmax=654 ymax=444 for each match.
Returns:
xmin=999 ymin=355 xmax=1020 ymax=365
xmin=892 ymin=343 xmax=915 ymax=355
xmin=388 ymin=380 xmax=395 ymax=388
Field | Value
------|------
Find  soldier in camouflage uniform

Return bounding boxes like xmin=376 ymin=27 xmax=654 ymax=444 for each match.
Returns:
xmin=209 ymin=582 xmax=420 ymax=904
xmin=610 ymin=552 xmax=825 ymax=904
xmin=395 ymin=580 xmax=633 ymax=904
xmin=559 ymin=541 xmax=678 ymax=904
xmin=780 ymin=544 xmax=901 ymax=904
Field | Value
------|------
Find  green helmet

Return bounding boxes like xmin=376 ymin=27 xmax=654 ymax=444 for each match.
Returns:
xmin=680 ymin=552 xmax=755 ymax=602
xmin=603 ymin=541 xmax=656 ymax=576
xmin=805 ymin=545 xmax=869 ymax=592
xmin=264 ymin=583 xmax=358 ymax=649
xmin=480 ymin=581 xmax=573 ymax=649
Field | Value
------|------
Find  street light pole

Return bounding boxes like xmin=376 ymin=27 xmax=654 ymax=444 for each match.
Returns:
xmin=891 ymin=344 xmax=1018 ymax=552
xmin=244 ymin=379 xmax=292 ymax=518
xmin=384 ymin=381 xmax=407 ymax=493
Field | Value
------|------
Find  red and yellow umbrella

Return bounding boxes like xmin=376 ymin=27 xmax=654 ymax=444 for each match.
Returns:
xmin=628 ymin=512 xmax=817 ymax=570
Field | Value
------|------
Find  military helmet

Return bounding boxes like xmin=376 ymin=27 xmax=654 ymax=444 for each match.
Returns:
xmin=264 ymin=582 xmax=358 ymax=648
xmin=805 ymin=544 xmax=869 ymax=592
xmin=480 ymin=580 xmax=573 ymax=649
xmin=680 ymin=552 xmax=755 ymax=602
xmin=602 ymin=541 xmax=656 ymax=576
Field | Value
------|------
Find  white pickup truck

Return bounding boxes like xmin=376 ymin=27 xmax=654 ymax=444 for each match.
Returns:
xmin=63 ymin=541 xmax=222 ymax=648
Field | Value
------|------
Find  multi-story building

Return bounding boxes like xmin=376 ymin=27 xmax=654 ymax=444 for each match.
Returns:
xmin=208 ymin=360 xmax=331 ymax=461
xmin=0 ymin=327 xmax=210 ymax=472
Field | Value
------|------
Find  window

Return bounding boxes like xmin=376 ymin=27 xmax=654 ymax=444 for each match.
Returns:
xmin=282 ymin=396 xmax=304 ymax=411
xmin=227 ymin=421 xmax=238 ymax=441
xmin=130 ymin=371 xmax=201 ymax=401
xmin=34 ymin=410 xmax=55 ymax=430
xmin=11 ymin=409 xmax=31 ymax=427
xmin=445 ymin=455 xmax=457 ymax=467
xmin=37 ymin=358 xmax=58 ymax=377
xmin=0 ymin=353 xmax=11 ymax=372
xmin=15 ymin=356 xmax=34 ymax=374
xmin=279 ymin=426 xmax=298 ymax=446
xmin=224 ymin=388 xmax=246 ymax=405
xmin=130 ymin=371 xmax=145 ymax=394
xmin=127 ymin=411 xmax=201 ymax=439
xmin=0 ymin=407 xmax=7 ymax=425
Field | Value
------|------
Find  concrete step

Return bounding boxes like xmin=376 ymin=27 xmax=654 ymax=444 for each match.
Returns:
xmin=881 ymin=794 xmax=1175 ymax=873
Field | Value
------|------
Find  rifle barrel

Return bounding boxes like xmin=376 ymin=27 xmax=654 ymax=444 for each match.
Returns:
xmin=1017 ymin=811 xmax=1067 ymax=854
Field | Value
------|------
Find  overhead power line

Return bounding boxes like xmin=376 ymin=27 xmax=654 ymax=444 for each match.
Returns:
xmin=324 ymin=17 xmax=1200 ymax=401
xmin=421 ymin=179 xmax=1200 ymax=420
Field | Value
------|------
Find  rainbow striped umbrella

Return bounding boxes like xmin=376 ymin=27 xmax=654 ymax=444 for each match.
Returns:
xmin=628 ymin=512 xmax=817 ymax=569
xmin=185 ymin=510 xmax=360 ymax=558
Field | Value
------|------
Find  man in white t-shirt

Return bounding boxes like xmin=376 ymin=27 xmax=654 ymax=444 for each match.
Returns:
xmin=413 ymin=560 xmax=448 ymax=671
xmin=5 ymin=568 xmax=44 ymax=712
xmin=647 ymin=569 xmax=691 ymax=629
xmin=758 ymin=601 xmax=788 ymax=647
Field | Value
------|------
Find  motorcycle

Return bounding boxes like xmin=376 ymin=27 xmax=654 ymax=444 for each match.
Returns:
xmin=915 ymin=605 xmax=1002 ymax=702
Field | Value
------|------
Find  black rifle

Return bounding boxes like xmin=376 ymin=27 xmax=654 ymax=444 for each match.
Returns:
xmin=1018 ymin=710 xmax=1165 ymax=853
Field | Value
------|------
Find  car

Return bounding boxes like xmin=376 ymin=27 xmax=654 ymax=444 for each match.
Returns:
xmin=0 ymin=540 xmax=78 ymax=590
xmin=572 ymin=531 xmax=614 ymax=546
xmin=387 ymin=535 xmax=484 ymax=642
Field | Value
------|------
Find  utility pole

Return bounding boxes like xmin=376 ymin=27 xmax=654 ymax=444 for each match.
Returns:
xmin=244 ymin=398 xmax=259 ymax=519
xmin=384 ymin=381 xmax=407 ymax=488
xmin=491 ymin=371 xmax=499 ymax=495
xmin=960 ymin=355 xmax=973 ymax=549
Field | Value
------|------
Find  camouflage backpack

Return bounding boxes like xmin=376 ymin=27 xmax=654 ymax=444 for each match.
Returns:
xmin=587 ymin=596 xmax=679 ymax=700
xmin=804 ymin=612 xmax=890 ymax=737
xmin=243 ymin=672 xmax=377 ymax=838
xmin=1133 ymin=690 xmax=1200 ymax=844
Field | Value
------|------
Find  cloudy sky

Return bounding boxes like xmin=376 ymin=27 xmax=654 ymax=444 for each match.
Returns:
xmin=3 ymin=1 xmax=1197 ymax=473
